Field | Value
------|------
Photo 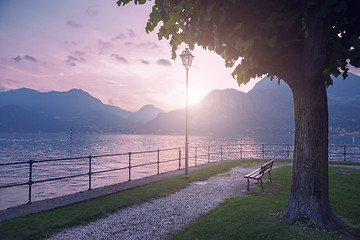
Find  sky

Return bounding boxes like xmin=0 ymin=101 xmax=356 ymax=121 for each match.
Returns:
xmin=0 ymin=0 xmax=260 ymax=112
xmin=1 ymin=1 xmax=359 ymax=112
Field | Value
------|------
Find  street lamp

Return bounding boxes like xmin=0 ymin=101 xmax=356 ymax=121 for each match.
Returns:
xmin=180 ymin=48 xmax=194 ymax=179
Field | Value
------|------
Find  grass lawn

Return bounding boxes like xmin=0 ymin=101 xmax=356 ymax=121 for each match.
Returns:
xmin=330 ymin=161 xmax=360 ymax=166
xmin=0 ymin=159 xmax=358 ymax=240
xmin=169 ymin=166 xmax=360 ymax=240
xmin=0 ymin=158 xmax=269 ymax=240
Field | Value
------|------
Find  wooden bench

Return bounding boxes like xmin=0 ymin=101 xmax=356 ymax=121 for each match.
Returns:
xmin=244 ymin=160 xmax=274 ymax=192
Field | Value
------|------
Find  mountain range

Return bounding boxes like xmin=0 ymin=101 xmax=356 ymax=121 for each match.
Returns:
xmin=0 ymin=88 xmax=163 ymax=133
xmin=143 ymin=73 xmax=360 ymax=136
xmin=0 ymin=73 xmax=359 ymax=135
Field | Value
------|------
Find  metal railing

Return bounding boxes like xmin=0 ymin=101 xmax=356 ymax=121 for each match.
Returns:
xmin=0 ymin=143 xmax=359 ymax=208
xmin=329 ymin=145 xmax=360 ymax=162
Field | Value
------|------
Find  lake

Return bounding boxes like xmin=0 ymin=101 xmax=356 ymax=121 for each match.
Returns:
xmin=0 ymin=133 xmax=358 ymax=210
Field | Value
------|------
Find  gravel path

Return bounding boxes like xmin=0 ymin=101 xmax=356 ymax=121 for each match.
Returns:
xmin=48 ymin=163 xmax=281 ymax=240
xmin=46 ymin=163 xmax=360 ymax=240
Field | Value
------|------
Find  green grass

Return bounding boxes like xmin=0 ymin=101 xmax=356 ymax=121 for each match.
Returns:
xmin=329 ymin=161 xmax=360 ymax=166
xmin=169 ymin=166 xmax=360 ymax=240
xmin=329 ymin=167 xmax=360 ymax=233
xmin=0 ymin=159 xmax=254 ymax=240
xmin=1 ymin=159 xmax=358 ymax=240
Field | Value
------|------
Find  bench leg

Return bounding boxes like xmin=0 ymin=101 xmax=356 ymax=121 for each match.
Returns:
xmin=246 ymin=178 xmax=250 ymax=191
xmin=268 ymin=171 xmax=272 ymax=183
xmin=260 ymin=178 xmax=264 ymax=192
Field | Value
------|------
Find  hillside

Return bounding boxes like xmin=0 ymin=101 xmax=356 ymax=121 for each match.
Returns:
xmin=0 ymin=73 xmax=359 ymax=134
xmin=0 ymin=88 xmax=163 ymax=133
xmin=144 ymin=73 xmax=360 ymax=135
xmin=143 ymin=82 xmax=294 ymax=135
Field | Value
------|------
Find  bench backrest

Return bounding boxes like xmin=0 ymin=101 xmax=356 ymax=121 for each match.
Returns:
xmin=260 ymin=160 xmax=274 ymax=175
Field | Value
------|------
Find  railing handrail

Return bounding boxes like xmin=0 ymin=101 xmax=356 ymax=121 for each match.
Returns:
xmin=2 ymin=143 xmax=359 ymax=166
xmin=0 ymin=143 xmax=359 ymax=209
xmin=0 ymin=147 xmax=183 ymax=166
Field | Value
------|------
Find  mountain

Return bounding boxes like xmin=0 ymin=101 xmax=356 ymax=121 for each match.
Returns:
xmin=0 ymin=105 xmax=66 ymax=132
xmin=0 ymin=88 xmax=102 ymax=117
xmin=327 ymin=73 xmax=360 ymax=134
xmin=143 ymin=80 xmax=294 ymax=135
xmin=129 ymin=104 xmax=163 ymax=123
xmin=1 ymin=72 xmax=359 ymax=134
xmin=327 ymin=73 xmax=360 ymax=102
xmin=0 ymin=88 xmax=163 ymax=133
xmin=144 ymin=73 xmax=360 ymax=135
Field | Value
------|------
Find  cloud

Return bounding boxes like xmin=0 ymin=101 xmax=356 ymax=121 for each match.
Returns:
xmin=64 ymin=41 xmax=78 ymax=45
xmin=23 ymin=55 xmax=38 ymax=62
xmin=12 ymin=55 xmax=38 ymax=63
xmin=139 ymin=59 xmax=150 ymax=65
xmin=65 ymin=55 xmax=79 ymax=66
xmin=98 ymin=39 xmax=112 ymax=54
xmin=112 ymin=54 xmax=128 ymax=63
xmin=0 ymin=84 xmax=8 ymax=92
xmin=0 ymin=79 xmax=21 ymax=91
xmin=73 ymin=50 xmax=86 ymax=61
xmin=86 ymin=5 xmax=99 ymax=16
xmin=74 ymin=50 xmax=85 ymax=57
xmin=157 ymin=59 xmax=172 ymax=67
xmin=13 ymin=56 xmax=21 ymax=62
xmin=136 ymin=42 xmax=159 ymax=49
xmin=113 ymin=33 xmax=126 ymax=41
xmin=67 ymin=20 xmax=83 ymax=28
xmin=129 ymin=29 xmax=136 ymax=38
xmin=0 ymin=83 xmax=10 ymax=92
xmin=68 ymin=56 xmax=78 ymax=61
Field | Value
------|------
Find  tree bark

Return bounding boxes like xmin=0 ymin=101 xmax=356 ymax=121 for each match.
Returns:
xmin=280 ymin=14 xmax=345 ymax=230
xmin=281 ymin=75 xmax=344 ymax=229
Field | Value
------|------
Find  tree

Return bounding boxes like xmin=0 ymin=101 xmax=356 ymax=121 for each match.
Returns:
xmin=118 ymin=0 xmax=360 ymax=229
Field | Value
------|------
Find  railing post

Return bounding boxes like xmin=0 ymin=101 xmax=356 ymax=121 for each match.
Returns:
xmin=178 ymin=148 xmax=181 ymax=169
xmin=240 ymin=144 xmax=243 ymax=159
xmin=195 ymin=147 xmax=197 ymax=166
xmin=128 ymin=152 xmax=132 ymax=181
xmin=157 ymin=149 xmax=160 ymax=175
xmin=344 ymin=146 xmax=346 ymax=161
xmin=262 ymin=144 xmax=265 ymax=159
xmin=287 ymin=144 xmax=290 ymax=159
xmin=221 ymin=145 xmax=223 ymax=161
xmin=208 ymin=146 xmax=210 ymax=163
xmin=27 ymin=160 xmax=33 ymax=204
xmin=88 ymin=155 xmax=92 ymax=191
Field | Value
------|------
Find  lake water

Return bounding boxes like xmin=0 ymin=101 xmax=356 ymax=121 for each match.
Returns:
xmin=0 ymin=133 xmax=358 ymax=210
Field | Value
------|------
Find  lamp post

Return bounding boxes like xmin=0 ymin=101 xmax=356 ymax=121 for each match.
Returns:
xmin=180 ymin=48 xmax=194 ymax=179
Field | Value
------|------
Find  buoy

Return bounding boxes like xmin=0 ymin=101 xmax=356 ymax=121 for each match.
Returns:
xmin=70 ymin=127 xmax=73 ymax=154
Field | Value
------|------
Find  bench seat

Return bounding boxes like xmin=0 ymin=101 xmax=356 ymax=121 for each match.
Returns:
xmin=244 ymin=160 xmax=274 ymax=191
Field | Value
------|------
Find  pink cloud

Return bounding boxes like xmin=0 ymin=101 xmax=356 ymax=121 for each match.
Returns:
xmin=67 ymin=20 xmax=84 ymax=28
xmin=86 ymin=5 xmax=99 ymax=17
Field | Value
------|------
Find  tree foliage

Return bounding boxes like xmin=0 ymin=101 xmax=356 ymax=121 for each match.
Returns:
xmin=117 ymin=0 xmax=360 ymax=230
xmin=118 ymin=0 xmax=360 ymax=87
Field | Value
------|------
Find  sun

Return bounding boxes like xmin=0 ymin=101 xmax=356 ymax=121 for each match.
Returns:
xmin=188 ymin=89 xmax=203 ymax=105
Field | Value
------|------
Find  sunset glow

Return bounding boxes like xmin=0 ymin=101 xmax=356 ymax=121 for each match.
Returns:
xmin=188 ymin=90 xmax=203 ymax=105
xmin=0 ymin=1 xmax=268 ymax=111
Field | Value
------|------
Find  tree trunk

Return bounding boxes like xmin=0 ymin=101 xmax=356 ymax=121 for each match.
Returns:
xmin=281 ymin=75 xmax=344 ymax=229
xmin=280 ymin=14 xmax=345 ymax=230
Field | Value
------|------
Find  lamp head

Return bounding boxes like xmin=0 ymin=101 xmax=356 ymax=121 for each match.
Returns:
xmin=180 ymin=48 xmax=194 ymax=69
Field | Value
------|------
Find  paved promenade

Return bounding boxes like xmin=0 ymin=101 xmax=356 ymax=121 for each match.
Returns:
xmin=47 ymin=163 xmax=272 ymax=240
xmin=46 ymin=163 xmax=358 ymax=240
xmin=0 ymin=159 xmax=244 ymax=222
xmin=2 ymin=161 xmax=357 ymax=240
